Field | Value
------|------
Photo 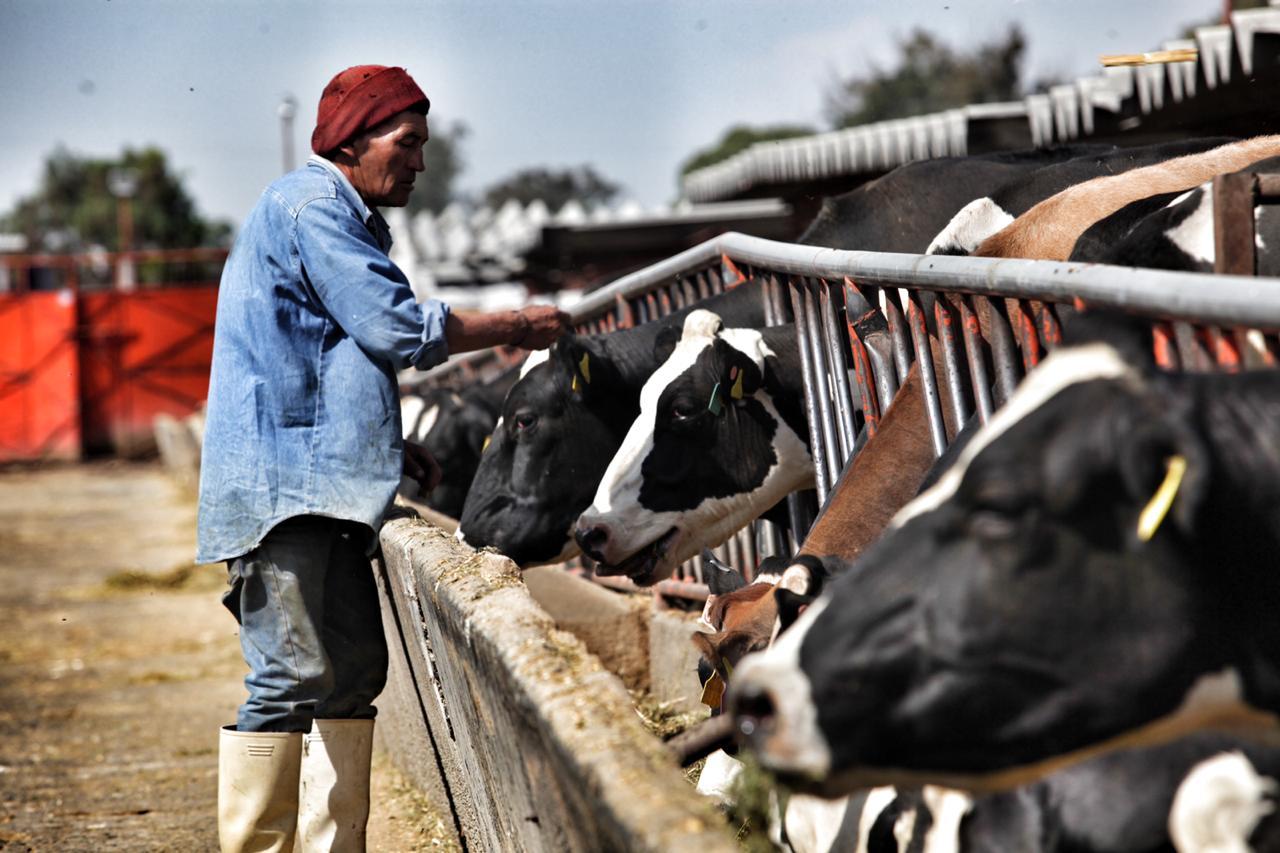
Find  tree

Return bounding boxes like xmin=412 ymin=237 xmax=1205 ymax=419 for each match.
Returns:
xmin=825 ymin=26 xmax=1026 ymax=129
xmin=482 ymin=165 xmax=620 ymax=211
xmin=2 ymin=145 xmax=231 ymax=253
xmin=679 ymin=124 xmax=818 ymax=177
xmin=406 ymin=119 xmax=468 ymax=215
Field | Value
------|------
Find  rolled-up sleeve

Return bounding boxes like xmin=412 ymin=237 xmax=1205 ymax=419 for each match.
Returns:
xmin=295 ymin=196 xmax=451 ymax=371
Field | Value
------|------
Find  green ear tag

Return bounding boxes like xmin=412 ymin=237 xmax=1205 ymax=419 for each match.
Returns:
xmin=707 ymin=382 xmax=724 ymax=416
xmin=579 ymin=353 xmax=591 ymax=384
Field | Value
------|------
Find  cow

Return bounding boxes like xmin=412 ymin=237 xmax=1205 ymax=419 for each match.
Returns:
xmin=399 ymin=366 xmax=518 ymax=519
xmin=927 ymin=137 xmax=1234 ymax=256
xmin=799 ymin=144 xmax=1116 ymax=251
xmin=974 ymin=135 xmax=1280 ymax=261
xmin=1070 ymin=155 xmax=1280 ymax=277
xmin=695 ymin=553 xmax=1280 ymax=852
xmin=728 ymin=314 xmax=1280 ymax=797
xmin=574 ymin=309 xmax=812 ymax=586
xmin=456 ymin=281 xmax=768 ymax=566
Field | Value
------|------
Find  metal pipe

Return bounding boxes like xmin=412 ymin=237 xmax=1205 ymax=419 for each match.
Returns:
xmin=958 ymin=296 xmax=994 ymax=424
xmin=570 ymin=233 xmax=1280 ymax=331
xmin=933 ymin=296 xmax=973 ymax=430
xmin=817 ymin=280 xmax=861 ymax=458
xmin=881 ymin=288 xmax=915 ymax=384
xmin=801 ymin=278 xmax=846 ymax=486
xmin=906 ymin=292 xmax=948 ymax=458
xmin=788 ymin=280 xmax=832 ymax=500
xmin=983 ymin=297 xmax=1022 ymax=405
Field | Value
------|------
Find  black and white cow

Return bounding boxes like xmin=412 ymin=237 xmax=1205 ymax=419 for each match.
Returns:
xmin=399 ymin=367 xmax=517 ymax=519
xmin=1071 ymin=155 xmax=1280 ymax=276
xmin=800 ymin=143 xmax=1117 ymax=252
xmin=729 ymin=315 xmax=1280 ymax=795
xmin=456 ymin=282 xmax=768 ymax=566
xmin=926 ymin=137 xmax=1234 ymax=256
xmin=574 ymin=309 xmax=811 ymax=586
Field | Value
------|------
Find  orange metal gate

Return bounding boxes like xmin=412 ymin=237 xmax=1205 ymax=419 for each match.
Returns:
xmin=0 ymin=249 xmax=225 ymax=462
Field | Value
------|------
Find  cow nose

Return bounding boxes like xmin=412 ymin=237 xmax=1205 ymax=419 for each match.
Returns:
xmin=574 ymin=522 xmax=611 ymax=563
xmin=730 ymin=683 xmax=778 ymax=746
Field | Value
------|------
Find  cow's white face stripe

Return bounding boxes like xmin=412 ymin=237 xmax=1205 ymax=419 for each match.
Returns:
xmin=519 ymin=348 xmax=551 ymax=379
xmin=892 ymin=343 xmax=1137 ymax=528
xmin=401 ymin=396 xmax=427 ymax=440
xmin=414 ymin=404 xmax=441 ymax=443
xmin=1165 ymin=183 xmax=1214 ymax=266
xmin=732 ymin=597 xmax=832 ymax=778
xmin=586 ymin=310 xmax=812 ymax=568
xmin=784 ymin=793 xmax=852 ymax=853
xmin=1169 ymin=751 xmax=1278 ymax=853
xmin=926 ymin=197 xmax=1015 ymax=255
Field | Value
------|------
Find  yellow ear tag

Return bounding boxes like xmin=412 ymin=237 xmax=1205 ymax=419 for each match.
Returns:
xmin=700 ymin=670 xmax=726 ymax=708
xmin=579 ymin=353 xmax=591 ymax=384
xmin=571 ymin=375 xmax=581 ymax=393
xmin=481 ymin=435 xmax=491 ymax=452
xmin=1137 ymin=455 xmax=1187 ymax=542
xmin=730 ymin=368 xmax=745 ymax=401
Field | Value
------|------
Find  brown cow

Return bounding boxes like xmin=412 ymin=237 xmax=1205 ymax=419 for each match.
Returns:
xmin=976 ymin=135 xmax=1280 ymax=261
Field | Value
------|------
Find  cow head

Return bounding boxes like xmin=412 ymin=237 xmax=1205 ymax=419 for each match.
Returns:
xmin=729 ymin=325 xmax=1280 ymax=795
xmin=401 ymin=387 xmax=502 ymax=519
xmin=574 ymin=310 xmax=812 ymax=586
xmin=456 ymin=335 xmax=638 ymax=566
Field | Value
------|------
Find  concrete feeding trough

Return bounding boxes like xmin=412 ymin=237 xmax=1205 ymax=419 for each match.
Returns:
xmin=374 ymin=509 xmax=737 ymax=852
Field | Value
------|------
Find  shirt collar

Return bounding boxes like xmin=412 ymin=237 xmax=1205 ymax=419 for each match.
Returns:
xmin=308 ymin=154 xmax=392 ymax=251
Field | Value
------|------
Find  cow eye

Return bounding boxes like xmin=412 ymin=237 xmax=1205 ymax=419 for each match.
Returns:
xmin=967 ymin=509 xmax=1019 ymax=541
xmin=513 ymin=412 xmax=538 ymax=432
xmin=671 ymin=399 xmax=701 ymax=421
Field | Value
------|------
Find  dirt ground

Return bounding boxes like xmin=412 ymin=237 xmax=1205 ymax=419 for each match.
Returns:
xmin=0 ymin=461 xmax=457 ymax=852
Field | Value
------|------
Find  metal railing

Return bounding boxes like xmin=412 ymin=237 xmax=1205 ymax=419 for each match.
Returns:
xmin=595 ymin=233 xmax=1280 ymax=512
xmin=414 ymin=231 xmax=1280 ymax=602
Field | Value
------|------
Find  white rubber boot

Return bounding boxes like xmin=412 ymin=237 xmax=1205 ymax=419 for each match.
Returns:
xmin=297 ymin=718 xmax=375 ymax=853
xmin=217 ymin=726 xmax=303 ymax=853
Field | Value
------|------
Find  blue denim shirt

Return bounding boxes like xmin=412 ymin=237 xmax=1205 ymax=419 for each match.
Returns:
xmin=196 ymin=155 xmax=450 ymax=563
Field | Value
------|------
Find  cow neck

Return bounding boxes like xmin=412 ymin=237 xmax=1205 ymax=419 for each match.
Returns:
xmin=758 ymin=324 xmax=810 ymax=449
xmin=1183 ymin=371 xmax=1280 ymax=707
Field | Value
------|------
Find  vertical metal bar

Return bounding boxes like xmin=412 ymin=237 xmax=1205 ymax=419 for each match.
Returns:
xmin=981 ymin=296 xmax=1021 ymax=405
xmin=1152 ymin=322 xmax=1180 ymax=369
xmin=958 ymin=296 xmax=994 ymax=424
xmin=1214 ymin=172 xmax=1259 ymax=276
xmin=881 ymin=288 xmax=914 ymax=382
xmin=933 ymin=296 xmax=973 ymax=430
xmin=741 ymin=526 xmax=758 ymax=579
xmin=816 ymin=280 xmax=860 ymax=459
xmin=843 ymin=305 xmax=883 ymax=438
xmin=725 ymin=529 xmax=742 ymax=573
xmin=1008 ymin=299 xmax=1042 ymax=371
xmin=800 ymin=278 xmax=846 ymax=484
xmin=906 ymin=292 xmax=948 ymax=458
xmin=1206 ymin=326 xmax=1242 ymax=372
xmin=788 ymin=278 xmax=832 ymax=501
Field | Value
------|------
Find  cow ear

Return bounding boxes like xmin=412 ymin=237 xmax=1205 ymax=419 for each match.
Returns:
xmin=702 ymin=548 xmax=747 ymax=596
xmin=553 ymin=335 xmax=610 ymax=398
xmin=778 ymin=554 xmax=828 ymax=597
xmin=774 ymin=588 xmax=815 ymax=633
xmin=1116 ymin=419 xmax=1208 ymax=541
xmin=721 ymin=347 xmax=763 ymax=402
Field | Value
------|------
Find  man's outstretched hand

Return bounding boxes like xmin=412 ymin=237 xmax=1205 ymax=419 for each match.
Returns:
xmin=515 ymin=305 xmax=571 ymax=350
xmin=403 ymin=440 xmax=442 ymax=494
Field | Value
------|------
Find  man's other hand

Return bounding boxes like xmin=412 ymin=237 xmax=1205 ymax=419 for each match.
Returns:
xmin=403 ymin=440 xmax=442 ymax=493
xmin=517 ymin=306 xmax=571 ymax=350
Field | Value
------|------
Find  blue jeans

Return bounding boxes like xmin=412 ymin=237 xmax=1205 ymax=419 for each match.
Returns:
xmin=222 ymin=515 xmax=388 ymax=732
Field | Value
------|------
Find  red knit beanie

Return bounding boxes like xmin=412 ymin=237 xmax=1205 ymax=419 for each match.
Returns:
xmin=310 ymin=65 xmax=430 ymax=156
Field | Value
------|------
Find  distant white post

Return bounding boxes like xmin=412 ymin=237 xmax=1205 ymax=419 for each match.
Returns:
xmin=278 ymin=95 xmax=298 ymax=174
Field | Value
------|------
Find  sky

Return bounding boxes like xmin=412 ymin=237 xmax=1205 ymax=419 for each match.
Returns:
xmin=1 ymin=0 xmax=1221 ymax=229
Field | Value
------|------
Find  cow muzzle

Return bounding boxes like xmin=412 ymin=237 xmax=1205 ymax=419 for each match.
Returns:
xmin=574 ymin=517 xmax=682 ymax=585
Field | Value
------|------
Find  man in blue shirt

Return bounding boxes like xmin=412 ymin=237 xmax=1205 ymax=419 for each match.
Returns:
xmin=203 ymin=65 xmax=567 ymax=852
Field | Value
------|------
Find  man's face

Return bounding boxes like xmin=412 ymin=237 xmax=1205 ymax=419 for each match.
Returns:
xmin=341 ymin=110 xmax=428 ymax=207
